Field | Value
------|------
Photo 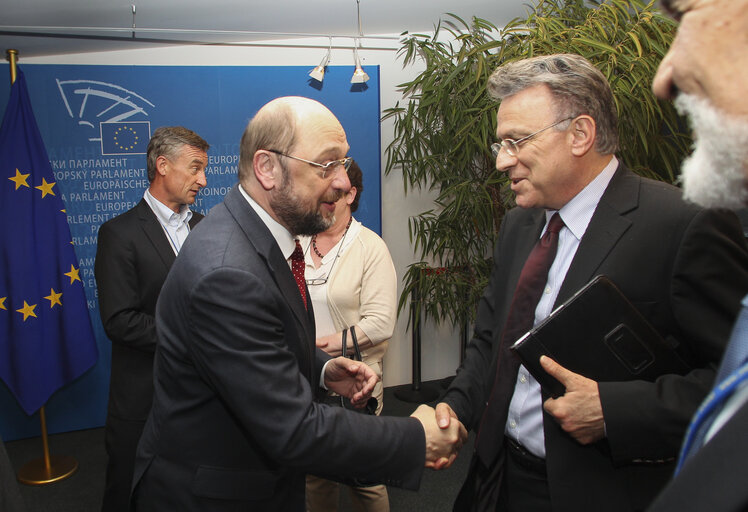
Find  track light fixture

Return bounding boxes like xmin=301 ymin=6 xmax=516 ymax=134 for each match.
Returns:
xmin=309 ymin=37 xmax=332 ymax=82
xmin=351 ymin=42 xmax=369 ymax=84
xmin=350 ymin=1 xmax=369 ymax=84
xmin=308 ymin=1 xmax=370 ymax=85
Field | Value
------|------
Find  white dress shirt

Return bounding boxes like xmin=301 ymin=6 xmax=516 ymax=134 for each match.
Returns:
xmin=504 ymin=156 xmax=618 ymax=458
xmin=143 ymin=189 xmax=193 ymax=255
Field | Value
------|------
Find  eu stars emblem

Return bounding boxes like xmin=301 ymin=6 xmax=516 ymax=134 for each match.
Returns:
xmin=100 ymin=121 xmax=151 ymax=155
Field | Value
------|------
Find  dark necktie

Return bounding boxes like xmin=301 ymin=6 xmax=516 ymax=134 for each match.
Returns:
xmin=290 ymin=239 xmax=307 ymax=309
xmin=475 ymin=212 xmax=565 ymax=465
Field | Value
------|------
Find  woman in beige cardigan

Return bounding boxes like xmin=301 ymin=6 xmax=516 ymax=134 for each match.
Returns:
xmin=302 ymin=161 xmax=397 ymax=512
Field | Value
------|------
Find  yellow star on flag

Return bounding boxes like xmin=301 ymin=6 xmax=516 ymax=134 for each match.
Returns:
xmin=8 ymin=168 xmax=31 ymax=190
xmin=64 ymin=264 xmax=82 ymax=284
xmin=0 ymin=297 xmax=6 ymax=310
xmin=16 ymin=301 xmax=37 ymax=321
xmin=35 ymin=177 xmax=56 ymax=198
xmin=44 ymin=288 xmax=63 ymax=308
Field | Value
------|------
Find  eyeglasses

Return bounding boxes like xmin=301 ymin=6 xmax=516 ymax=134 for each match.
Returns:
xmin=491 ymin=117 xmax=574 ymax=158
xmin=268 ymin=149 xmax=353 ymax=179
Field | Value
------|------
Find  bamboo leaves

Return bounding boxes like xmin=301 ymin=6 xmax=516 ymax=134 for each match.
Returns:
xmin=385 ymin=0 xmax=689 ymax=326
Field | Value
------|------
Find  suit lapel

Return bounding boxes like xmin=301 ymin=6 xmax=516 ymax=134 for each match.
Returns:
xmin=222 ymin=186 xmax=315 ymax=342
xmin=136 ymin=199 xmax=177 ymax=268
xmin=556 ymin=163 xmax=638 ymax=304
xmin=188 ymin=212 xmax=203 ymax=229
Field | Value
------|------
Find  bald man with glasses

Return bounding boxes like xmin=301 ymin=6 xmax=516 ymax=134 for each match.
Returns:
xmin=433 ymin=54 xmax=748 ymax=512
xmin=130 ymin=96 xmax=467 ymax=512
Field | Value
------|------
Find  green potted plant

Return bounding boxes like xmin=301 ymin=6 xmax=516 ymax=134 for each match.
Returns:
xmin=384 ymin=0 xmax=689 ymax=332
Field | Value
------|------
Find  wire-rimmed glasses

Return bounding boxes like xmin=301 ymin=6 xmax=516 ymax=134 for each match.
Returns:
xmin=491 ymin=116 xmax=575 ymax=158
xmin=305 ymin=276 xmax=329 ymax=286
xmin=304 ymin=217 xmax=353 ymax=285
xmin=267 ymin=149 xmax=353 ymax=179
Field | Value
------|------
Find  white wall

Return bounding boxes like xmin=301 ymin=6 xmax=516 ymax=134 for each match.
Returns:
xmin=19 ymin=38 xmax=465 ymax=388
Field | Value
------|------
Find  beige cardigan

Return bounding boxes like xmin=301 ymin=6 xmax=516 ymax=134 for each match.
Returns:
xmin=325 ymin=220 xmax=397 ymax=366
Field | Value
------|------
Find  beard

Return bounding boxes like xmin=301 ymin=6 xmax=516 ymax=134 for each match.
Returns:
xmin=674 ymin=93 xmax=748 ymax=209
xmin=270 ymin=164 xmax=340 ymax=236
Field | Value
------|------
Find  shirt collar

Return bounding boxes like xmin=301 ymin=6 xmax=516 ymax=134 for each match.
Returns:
xmin=551 ymin=155 xmax=618 ymax=240
xmin=238 ymin=184 xmax=296 ymax=260
xmin=143 ymin=188 xmax=193 ymax=227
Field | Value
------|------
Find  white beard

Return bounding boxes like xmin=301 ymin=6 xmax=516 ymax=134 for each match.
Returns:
xmin=674 ymin=93 xmax=748 ymax=209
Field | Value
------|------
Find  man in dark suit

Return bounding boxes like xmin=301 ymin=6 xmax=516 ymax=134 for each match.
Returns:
xmin=433 ymin=54 xmax=748 ymax=511
xmin=94 ymin=126 xmax=209 ymax=512
xmin=647 ymin=1 xmax=748 ymax=510
xmin=131 ymin=96 xmax=466 ymax=511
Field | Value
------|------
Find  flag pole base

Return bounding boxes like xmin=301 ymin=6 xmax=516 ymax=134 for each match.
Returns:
xmin=17 ymin=454 xmax=78 ymax=485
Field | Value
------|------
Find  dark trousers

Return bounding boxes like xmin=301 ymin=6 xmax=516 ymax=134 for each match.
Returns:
xmin=496 ymin=438 xmax=551 ymax=512
xmin=102 ymin=416 xmax=146 ymax=512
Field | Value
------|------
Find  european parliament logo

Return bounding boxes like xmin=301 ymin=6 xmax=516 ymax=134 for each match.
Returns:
xmin=55 ymin=78 xmax=155 ymax=150
xmin=100 ymin=121 xmax=151 ymax=155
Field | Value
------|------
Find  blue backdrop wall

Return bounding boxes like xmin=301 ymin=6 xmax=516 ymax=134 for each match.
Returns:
xmin=0 ymin=64 xmax=381 ymax=441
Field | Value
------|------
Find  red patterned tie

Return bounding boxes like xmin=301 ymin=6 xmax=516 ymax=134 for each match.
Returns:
xmin=290 ymin=240 xmax=307 ymax=309
xmin=475 ymin=212 xmax=565 ymax=464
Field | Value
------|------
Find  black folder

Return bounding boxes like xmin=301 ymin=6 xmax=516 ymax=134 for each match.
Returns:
xmin=510 ymin=275 xmax=690 ymax=398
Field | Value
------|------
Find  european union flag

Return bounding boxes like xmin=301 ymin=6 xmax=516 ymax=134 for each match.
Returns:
xmin=0 ymin=70 xmax=98 ymax=415
xmin=100 ymin=121 xmax=151 ymax=155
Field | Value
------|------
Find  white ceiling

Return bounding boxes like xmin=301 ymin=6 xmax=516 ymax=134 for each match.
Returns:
xmin=0 ymin=0 xmax=527 ymax=58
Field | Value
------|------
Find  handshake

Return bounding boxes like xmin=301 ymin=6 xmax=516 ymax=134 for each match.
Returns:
xmin=326 ymin=358 xmax=468 ymax=469
xmin=411 ymin=403 xmax=468 ymax=470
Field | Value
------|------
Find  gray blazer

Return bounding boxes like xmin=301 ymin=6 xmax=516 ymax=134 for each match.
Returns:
xmin=132 ymin=185 xmax=425 ymax=511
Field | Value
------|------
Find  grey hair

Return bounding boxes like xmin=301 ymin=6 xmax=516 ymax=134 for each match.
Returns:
xmin=238 ymin=102 xmax=297 ymax=183
xmin=146 ymin=126 xmax=210 ymax=182
xmin=487 ymin=54 xmax=619 ymax=154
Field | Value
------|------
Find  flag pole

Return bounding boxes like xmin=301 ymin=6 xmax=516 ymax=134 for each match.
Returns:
xmin=7 ymin=49 xmax=17 ymax=84
xmin=7 ymin=48 xmax=79 ymax=485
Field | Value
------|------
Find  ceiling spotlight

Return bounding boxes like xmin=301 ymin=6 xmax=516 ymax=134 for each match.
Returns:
xmin=351 ymin=43 xmax=369 ymax=84
xmin=310 ymin=38 xmax=332 ymax=82
xmin=350 ymin=2 xmax=369 ymax=84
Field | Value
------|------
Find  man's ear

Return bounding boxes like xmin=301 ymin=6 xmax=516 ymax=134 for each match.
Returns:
xmin=253 ymin=150 xmax=278 ymax=191
xmin=569 ymin=115 xmax=597 ymax=157
xmin=345 ymin=186 xmax=357 ymax=206
xmin=155 ymin=155 xmax=169 ymax=177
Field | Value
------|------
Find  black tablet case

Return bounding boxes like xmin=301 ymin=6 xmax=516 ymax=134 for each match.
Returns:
xmin=510 ymin=275 xmax=690 ymax=397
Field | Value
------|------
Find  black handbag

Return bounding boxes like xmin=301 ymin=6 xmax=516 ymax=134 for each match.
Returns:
xmin=322 ymin=326 xmax=378 ymax=415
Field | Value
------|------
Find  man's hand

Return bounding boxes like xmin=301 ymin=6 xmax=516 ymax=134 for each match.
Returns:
xmin=411 ymin=404 xmax=467 ymax=470
xmin=435 ymin=402 xmax=459 ymax=429
xmin=541 ymin=355 xmax=605 ymax=444
xmin=324 ymin=357 xmax=378 ymax=408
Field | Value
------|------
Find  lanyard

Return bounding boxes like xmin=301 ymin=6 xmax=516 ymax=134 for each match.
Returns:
xmin=676 ymin=361 xmax=748 ymax=474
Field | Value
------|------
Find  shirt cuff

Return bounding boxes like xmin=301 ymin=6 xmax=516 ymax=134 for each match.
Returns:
xmin=320 ymin=359 xmax=332 ymax=390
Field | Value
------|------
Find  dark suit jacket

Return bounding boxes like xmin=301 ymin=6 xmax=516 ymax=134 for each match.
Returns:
xmin=95 ymin=198 xmax=203 ymax=422
xmin=647 ymin=397 xmax=748 ymax=512
xmin=131 ymin=185 xmax=425 ymax=511
xmin=443 ymin=164 xmax=748 ymax=512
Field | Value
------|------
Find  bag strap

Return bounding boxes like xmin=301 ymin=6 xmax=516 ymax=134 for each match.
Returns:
xmin=341 ymin=327 xmax=347 ymax=359
xmin=349 ymin=326 xmax=362 ymax=361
